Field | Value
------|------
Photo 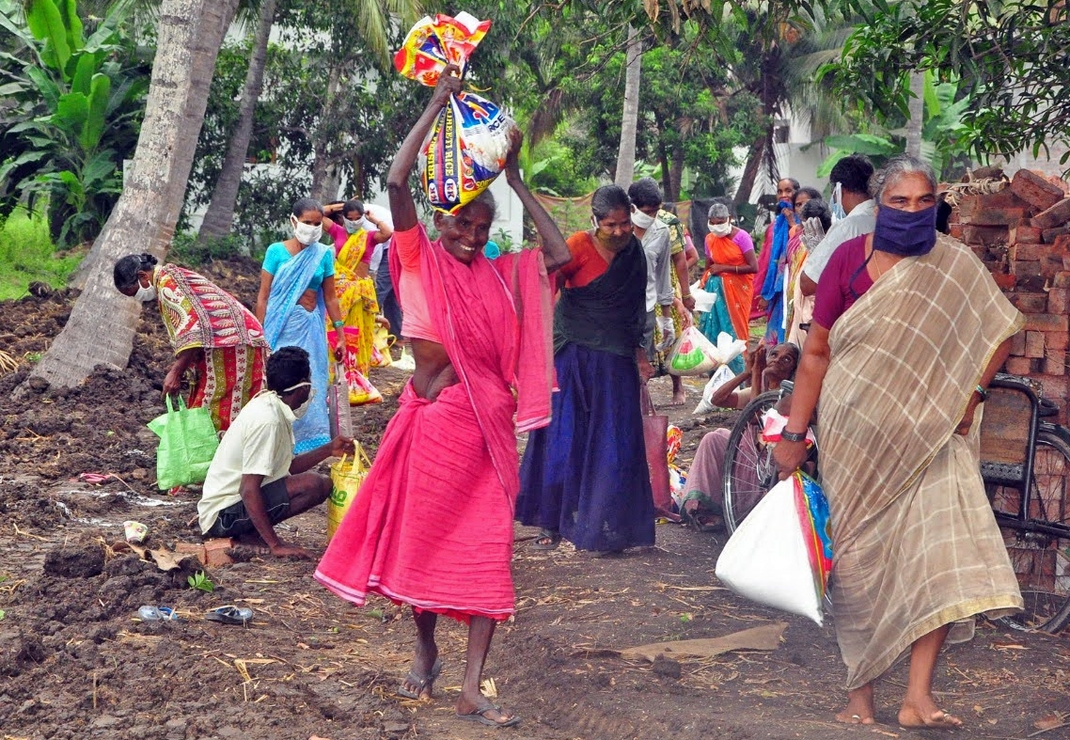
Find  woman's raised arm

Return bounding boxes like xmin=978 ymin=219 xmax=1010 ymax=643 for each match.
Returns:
xmin=502 ymin=129 xmax=571 ymax=272
xmin=386 ymin=65 xmax=463 ymax=232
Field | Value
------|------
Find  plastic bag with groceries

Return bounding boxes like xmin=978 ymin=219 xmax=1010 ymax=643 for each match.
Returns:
xmin=395 ymin=12 xmax=515 ymax=214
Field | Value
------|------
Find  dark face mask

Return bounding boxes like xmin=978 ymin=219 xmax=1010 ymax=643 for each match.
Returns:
xmin=873 ymin=203 xmax=937 ymax=256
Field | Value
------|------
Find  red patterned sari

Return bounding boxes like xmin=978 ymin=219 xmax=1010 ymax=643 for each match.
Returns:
xmin=153 ymin=265 xmax=269 ymax=432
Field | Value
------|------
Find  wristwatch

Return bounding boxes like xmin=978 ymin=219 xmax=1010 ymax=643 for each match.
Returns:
xmin=974 ymin=384 xmax=988 ymax=402
xmin=781 ymin=429 xmax=807 ymax=442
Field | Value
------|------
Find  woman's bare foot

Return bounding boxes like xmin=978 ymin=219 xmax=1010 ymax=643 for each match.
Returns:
xmin=899 ymin=696 xmax=961 ymax=729
xmin=670 ymin=378 xmax=687 ymax=406
xmin=836 ymin=684 xmax=876 ymax=725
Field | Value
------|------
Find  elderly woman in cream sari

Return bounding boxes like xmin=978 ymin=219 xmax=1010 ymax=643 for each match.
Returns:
xmin=774 ymin=155 xmax=1023 ymax=730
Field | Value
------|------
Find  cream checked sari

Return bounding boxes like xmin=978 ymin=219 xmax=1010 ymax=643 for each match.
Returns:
xmin=819 ymin=234 xmax=1024 ymax=690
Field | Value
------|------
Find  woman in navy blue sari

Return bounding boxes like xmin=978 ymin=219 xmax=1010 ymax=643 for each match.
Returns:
xmin=516 ymin=185 xmax=655 ymax=554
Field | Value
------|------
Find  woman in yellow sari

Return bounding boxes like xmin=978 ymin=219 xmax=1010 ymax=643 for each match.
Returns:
xmin=327 ymin=200 xmax=393 ymax=404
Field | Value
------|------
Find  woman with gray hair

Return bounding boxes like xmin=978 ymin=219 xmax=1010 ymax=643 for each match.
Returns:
xmin=774 ymin=155 xmax=1023 ymax=729
xmin=697 ymin=201 xmax=757 ymax=373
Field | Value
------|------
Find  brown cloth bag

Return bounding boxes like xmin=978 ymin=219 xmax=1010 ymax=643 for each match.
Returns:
xmin=641 ymin=384 xmax=679 ymax=521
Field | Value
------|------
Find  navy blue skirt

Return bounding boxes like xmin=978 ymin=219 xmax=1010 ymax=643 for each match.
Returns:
xmin=517 ymin=343 xmax=656 ymax=551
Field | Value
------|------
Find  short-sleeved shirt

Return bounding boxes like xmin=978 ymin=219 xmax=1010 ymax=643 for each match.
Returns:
xmin=198 ymin=392 xmax=296 ymax=533
xmin=802 ymin=200 xmax=877 ymax=283
xmin=812 ymin=234 xmax=874 ymax=330
xmin=325 ymin=221 xmax=375 ymax=263
xmin=262 ymin=242 xmax=335 ymax=292
xmin=641 ymin=219 xmax=674 ymax=311
xmin=393 ymin=224 xmax=440 ymax=343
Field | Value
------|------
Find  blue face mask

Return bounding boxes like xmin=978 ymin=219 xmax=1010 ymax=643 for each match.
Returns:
xmin=873 ymin=203 xmax=937 ymax=257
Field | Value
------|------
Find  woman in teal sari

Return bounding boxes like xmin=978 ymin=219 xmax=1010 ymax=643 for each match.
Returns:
xmin=256 ymin=198 xmax=347 ymax=453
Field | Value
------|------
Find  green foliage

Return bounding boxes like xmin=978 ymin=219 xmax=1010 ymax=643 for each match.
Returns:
xmin=0 ymin=208 xmax=82 ymax=300
xmin=183 ymin=12 xmax=425 ymax=251
xmin=187 ymin=570 xmax=215 ymax=593
xmin=816 ymin=72 xmax=976 ymax=180
xmin=824 ymin=0 xmax=1070 ymax=165
xmin=0 ymin=0 xmax=149 ymax=247
xmin=168 ymin=232 xmax=252 ymax=268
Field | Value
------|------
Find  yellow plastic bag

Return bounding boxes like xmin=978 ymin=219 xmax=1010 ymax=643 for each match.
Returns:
xmin=327 ymin=446 xmax=370 ymax=541
xmin=371 ymin=320 xmax=394 ymax=368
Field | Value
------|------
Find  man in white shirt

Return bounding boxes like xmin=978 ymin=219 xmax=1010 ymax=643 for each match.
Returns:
xmin=800 ymin=154 xmax=877 ymax=296
xmin=628 ymin=178 xmax=676 ymax=365
xmin=198 ymin=346 xmax=354 ymax=559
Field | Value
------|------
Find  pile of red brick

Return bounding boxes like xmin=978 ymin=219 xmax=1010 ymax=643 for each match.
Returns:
xmin=951 ymin=168 xmax=1070 ymax=420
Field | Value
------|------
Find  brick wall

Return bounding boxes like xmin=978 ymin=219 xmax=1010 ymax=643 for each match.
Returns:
xmin=950 ymin=169 xmax=1070 ymax=422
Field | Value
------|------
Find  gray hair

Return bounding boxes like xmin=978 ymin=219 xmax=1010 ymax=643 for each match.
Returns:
xmin=707 ymin=202 xmax=730 ymax=220
xmin=591 ymin=184 xmax=631 ymax=221
xmin=869 ymin=155 xmax=937 ymax=202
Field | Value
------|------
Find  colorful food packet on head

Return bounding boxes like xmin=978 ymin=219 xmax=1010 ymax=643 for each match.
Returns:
xmin=396 ymin=12 xmax=515 ymax=215
xmin=394 ymin=11 xmax=491 ymax=87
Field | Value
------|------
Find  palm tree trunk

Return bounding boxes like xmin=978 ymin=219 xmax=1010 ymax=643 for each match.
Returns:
xmin=198 ymin=0 xmax=278 ymax=244
xmin=733 ymin=129 xmax=769 ymax=210
xmin=25 ymin=0 xmax=240 ymax=391
xmin=310 ymin=65 xmax=342 ymax=203
xmin=905 ymin=70 xmax=924 ymax=158
xmin=614 ymin=25 xmax=642 ymax=189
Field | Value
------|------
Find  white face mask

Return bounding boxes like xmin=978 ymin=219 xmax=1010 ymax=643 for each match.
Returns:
xmin=343 ymin=216 xmax=368 ymax=234
xmin=291 ymin=215 xmax=323 ymax=246
xmin=282 ymin=381 xmax=315 ymax=419
xmin=709 ymin=221 xmax=733 ymax=237
xmin=134 ymin=280 xmax=156 ymax=302
xmin=631 ymin=209 xmax=656 ymax=229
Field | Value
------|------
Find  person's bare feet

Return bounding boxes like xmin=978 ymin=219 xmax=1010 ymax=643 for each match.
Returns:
xmin=836 ymin=684 xmax=876 ymax=725
xmin=898 ymin=696 xmax=962 ymax=729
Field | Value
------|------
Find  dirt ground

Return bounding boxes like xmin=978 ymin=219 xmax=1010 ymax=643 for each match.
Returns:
xmin=3 ymin=259 xmax=1070 ymax=740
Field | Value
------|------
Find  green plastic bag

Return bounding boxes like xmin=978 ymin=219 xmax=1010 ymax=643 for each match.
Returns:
xmin=147 ymin=396 xmax=220 ymax=490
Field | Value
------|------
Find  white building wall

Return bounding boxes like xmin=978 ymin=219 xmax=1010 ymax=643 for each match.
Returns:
xmin=353 ymin=173 xmax=524 ymax=248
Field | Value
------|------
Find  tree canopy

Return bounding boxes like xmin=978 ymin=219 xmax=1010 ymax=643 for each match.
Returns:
xmin=823 ymin=0 xmax=1070 ymax=164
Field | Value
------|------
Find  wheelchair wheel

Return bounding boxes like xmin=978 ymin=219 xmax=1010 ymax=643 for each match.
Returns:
xmin=993 ymin=428 xmax=1070 ymax=634
xmin=722 ymin=391 xmax=782 ymax=533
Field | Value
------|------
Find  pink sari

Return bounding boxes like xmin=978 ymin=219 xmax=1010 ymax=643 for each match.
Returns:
xmin=315 ymin=227 xmax=552 ymax=622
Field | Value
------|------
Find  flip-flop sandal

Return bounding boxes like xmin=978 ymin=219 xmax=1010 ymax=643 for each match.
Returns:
xmin=457 ymin=699 xmax=521 ymax=728
xmin=530 ymin=529 xmax=561 ymax=551
xmin=205 ymin=605 xmax=253 ymax=625
xmin=138 ymin=605 xmax=180 ymax=621
xmin=397 ymin=658 xmax=442 ymax=700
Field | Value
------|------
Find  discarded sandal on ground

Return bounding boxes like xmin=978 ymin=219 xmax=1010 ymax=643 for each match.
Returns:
xmin=397 ymin=658 xmax=442 ymax=700
xmin=457 ymin=699 xmax=521 ymax=728
xmin=138 ymin=605 xmax=179 ymax=621
xmin=205 ymin=605 xmax=253 ymax=625
xmin=530 ymin=529 xmax=561 ymax=551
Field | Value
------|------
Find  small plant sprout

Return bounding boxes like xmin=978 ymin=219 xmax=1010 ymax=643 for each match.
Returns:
xmin=187 ymin=570 xmax=215 ymax=593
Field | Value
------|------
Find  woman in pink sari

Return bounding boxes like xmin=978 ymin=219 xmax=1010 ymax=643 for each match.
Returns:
xmin=315 ymin=65 xmax=571 ymax=728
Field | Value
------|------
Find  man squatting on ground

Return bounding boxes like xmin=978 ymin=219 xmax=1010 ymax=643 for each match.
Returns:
xmin=197 ymin=346 xmax=355 ymax=559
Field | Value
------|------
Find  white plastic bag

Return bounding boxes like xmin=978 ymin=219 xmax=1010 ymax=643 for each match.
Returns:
xmin=714 ymin=476 xmax=825 ymax=625
xmin=693 ymin=364 xmax=736 ymax=415
xmin=708 ymin=331 xmax=747 ymax=367
xmin=689 ymin=281 xmax=717 ymax=314
xmin=667 ymin=326 xmax=720 ymax=376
